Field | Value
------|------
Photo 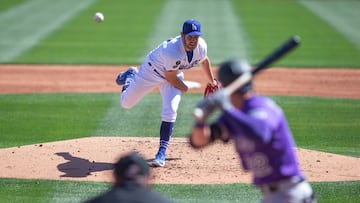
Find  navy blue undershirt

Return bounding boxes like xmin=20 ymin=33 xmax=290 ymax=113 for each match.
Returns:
xmin=186 ymin=51 xmax=193 ymax=63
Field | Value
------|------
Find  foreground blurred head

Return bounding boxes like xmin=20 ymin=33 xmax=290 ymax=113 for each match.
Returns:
xmin=114 ymin=152 xmax=150 ymax=187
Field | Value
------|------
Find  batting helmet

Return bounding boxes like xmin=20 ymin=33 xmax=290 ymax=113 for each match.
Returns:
xmin=217 ymin=59 xmax=253 ymax=94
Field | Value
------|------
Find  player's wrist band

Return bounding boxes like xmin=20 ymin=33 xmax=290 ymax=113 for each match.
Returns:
xmin=209 ymin=123 xmax=222 ymax=142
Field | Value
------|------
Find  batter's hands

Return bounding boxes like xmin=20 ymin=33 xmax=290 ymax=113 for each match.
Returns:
xmin=196 ymin=89 xmax=232 ymax=122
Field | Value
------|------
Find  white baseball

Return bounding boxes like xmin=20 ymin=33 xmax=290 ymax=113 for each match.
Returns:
xmin=93 ymin=12 xmax=104 ymax=23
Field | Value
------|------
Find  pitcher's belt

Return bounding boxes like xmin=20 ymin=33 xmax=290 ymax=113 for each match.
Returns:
xmin=147 ymin=61 xmax=165 ymax=79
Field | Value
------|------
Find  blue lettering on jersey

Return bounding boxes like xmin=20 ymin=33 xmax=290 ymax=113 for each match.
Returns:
xmin=178 ymin=59 xmax=200 ymax=70
xmin=172 ymin=60 xmax=181 ymax=69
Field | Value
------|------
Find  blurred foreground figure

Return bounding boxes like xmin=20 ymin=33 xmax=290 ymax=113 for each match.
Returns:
xmin=84 ymin=152 xmax=173 ymax=203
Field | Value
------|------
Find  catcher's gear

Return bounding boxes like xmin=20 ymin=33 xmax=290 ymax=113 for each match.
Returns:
xmin=203 ymin=80 xmax=221 ymax=97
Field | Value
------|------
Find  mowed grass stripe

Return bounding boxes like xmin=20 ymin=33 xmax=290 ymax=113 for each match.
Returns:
xmin=299 ymin=0 xmax=360 ymax=50
xmin=146 ymin=0 xmax=249 ymax=64
xmin=0 ymin=0 xmax=25 ymax=12
xmin=90 ymin=94 xmax=161 ymax=137
xmin=11 ymin=0 xmax=164 ymax=64
xmin=92 ymin=93 xmax=162 ymax=137
xmin=0 ymin=0 xmax=97 ymax=63
xmin=92 ymin=93 xmax=203 ymax=138
xmin=0 ymin=93 xmax=113 ymax=148
xmin=233 ymin=1 xmax=360 ymax=67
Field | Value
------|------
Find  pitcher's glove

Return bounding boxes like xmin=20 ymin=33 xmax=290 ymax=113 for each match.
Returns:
xmin=204 ymin=80 xmax=221 ymax=97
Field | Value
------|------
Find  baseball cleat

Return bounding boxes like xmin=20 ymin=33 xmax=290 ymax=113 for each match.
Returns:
xmin=151 ymin=150 xmax=166 ymax=167
xmin=116 ymin=66 xmax=138 ymax=85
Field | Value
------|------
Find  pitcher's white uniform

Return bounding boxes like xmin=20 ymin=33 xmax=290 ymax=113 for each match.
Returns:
xmin=121 ymin=35 xmax=207 ymax=122
xmin=117 ymin=19 xmax=215 ymax=167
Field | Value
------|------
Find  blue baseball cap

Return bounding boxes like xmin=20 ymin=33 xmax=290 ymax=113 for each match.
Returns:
xmin=182 ymin=19 xmax=202 ymax=36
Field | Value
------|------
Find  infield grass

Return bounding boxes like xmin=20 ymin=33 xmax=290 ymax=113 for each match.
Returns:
xmin=274 ymin=96 xmax=360 ymax=157
xmin=0 ymin=178 xmax=359 ymax=203
xmin=0 ymin=93 xmax=113 ymax=148
xmin=1 ymin=93 xmax=359 ymax=158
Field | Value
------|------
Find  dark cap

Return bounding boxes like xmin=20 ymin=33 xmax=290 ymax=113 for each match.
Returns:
xmin=218 ymin=59 xmax=253 ymax=93
xmin=182 ymin=19 xmax=202 ymax=36
xmin=114 ymin=152 xmax=149 ymax=180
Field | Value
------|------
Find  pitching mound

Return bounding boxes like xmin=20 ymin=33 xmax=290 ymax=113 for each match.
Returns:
xmin=0 ymin=137 xmax=359 ymax=184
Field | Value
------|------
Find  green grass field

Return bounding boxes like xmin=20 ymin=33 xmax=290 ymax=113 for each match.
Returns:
xmin=0 ymin=0 xmax=359 ymax=202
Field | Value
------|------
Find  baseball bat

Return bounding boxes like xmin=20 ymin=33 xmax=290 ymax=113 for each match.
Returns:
xmin=193 ymin=35 xmax=301 ymax=121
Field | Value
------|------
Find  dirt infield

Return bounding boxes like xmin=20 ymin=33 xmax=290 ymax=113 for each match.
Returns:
xmin=1 ymin=65 xmax=360 ymax=98
xmin=0 ymin=65 xmax=359 ymax=184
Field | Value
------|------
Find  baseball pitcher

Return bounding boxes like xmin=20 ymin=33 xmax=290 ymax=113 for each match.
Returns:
xmin=116 ymin=19 xmax=217 ymax=167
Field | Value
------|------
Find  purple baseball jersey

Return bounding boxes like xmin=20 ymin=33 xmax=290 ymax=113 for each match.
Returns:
xmin=218 ymin=95 xmax=303 ymax=186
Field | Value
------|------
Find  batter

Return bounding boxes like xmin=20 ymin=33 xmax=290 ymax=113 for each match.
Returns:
xmin=116 ymin=19 xmax=217 ymax=167
xmin=190 ymin=59 xmax=317 ymax=203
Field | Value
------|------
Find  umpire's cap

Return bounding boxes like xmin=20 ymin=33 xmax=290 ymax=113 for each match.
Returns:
xmin=114 ymin=152 xmax=150 ymax=181
xmin=218 ymin=59 xmax=253 ymax=94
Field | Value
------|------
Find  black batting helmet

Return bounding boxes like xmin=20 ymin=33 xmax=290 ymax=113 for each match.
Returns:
xmin=217 ymin=59 xmax=253 ymax=94
xmin=114 ymin=152 xmax=149 ymax=181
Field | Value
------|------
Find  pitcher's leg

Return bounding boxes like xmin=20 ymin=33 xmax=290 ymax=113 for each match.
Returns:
xmin=119 ymin=74 xmax=156 ymax=109
xmin=151 ymin=121 xmax=174 ymax=167
xmin=151 ymin=83 xmax=181 ymax=167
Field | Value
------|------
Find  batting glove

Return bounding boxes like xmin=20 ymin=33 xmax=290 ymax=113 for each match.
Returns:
xmin=196 ymin=89 xmax=233 ymax=120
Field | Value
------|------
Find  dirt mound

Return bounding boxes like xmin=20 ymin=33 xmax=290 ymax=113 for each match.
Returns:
xmin=0 ymin=137 xmax=359 ymax=184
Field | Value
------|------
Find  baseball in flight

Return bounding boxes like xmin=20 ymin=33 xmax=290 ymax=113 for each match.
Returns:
xmin=93 ymin=12 xmax=104 ymax=23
